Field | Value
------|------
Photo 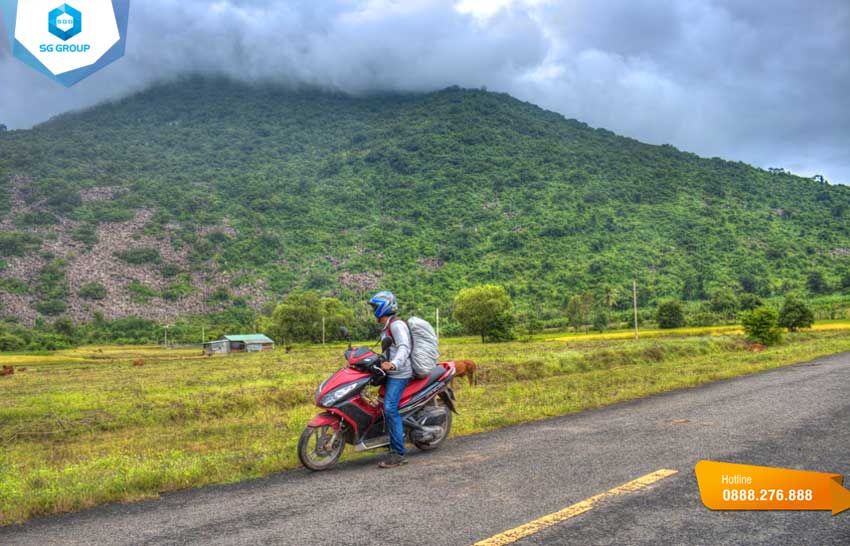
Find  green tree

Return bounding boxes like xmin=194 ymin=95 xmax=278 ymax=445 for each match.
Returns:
xmin=600 ymin=284 xmax=621 ymax=309
xmin=566 ymin=293 xmax=594 ymax=332
xmin=806 ymin=270 xmax=829 ymax=294
xmin=841 ymin=269 xmax=850 ymax=292
xmin=778 ymin=297 xmax=814 ymax=332
xmin=271 ymin=291 xmax=354 ymax=345
xmin=52 ymin=317 xmax=75 ymax=337
xmin=591 ymin=307 xmax=609 ymax=332
xmin=738 ymin=293 xmax=763 ymax=311
xmin=655 ymin=300 xmax=685 ymax=329
xmin=741 ymin=306 xmax=782 ymax=345
xmin=566 ymin=296 xmax=583 ymax=331
xmin=453 ymin=284 xmax=515 ymax=342
xmin=0 ymin=333 xmax=25 ymax=351
xmin=709 ymin=289 xmax=739 ymax=320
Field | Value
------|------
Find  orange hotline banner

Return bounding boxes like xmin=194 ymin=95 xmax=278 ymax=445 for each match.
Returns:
xmin=695 ymin=460 xmax=850 ymax=515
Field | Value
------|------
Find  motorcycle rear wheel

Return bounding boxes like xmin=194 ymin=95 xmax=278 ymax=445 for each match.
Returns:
xmin=298 ymin=424 xmax=344 ymax=471
xmin=412 ymin=408 xmax=452 ymax=451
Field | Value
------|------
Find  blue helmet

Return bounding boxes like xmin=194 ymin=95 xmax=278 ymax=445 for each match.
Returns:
xmin=368 ymin=291 xmax=398 ymax=319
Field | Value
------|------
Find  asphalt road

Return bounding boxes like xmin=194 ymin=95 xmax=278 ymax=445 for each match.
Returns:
xmin=3 ymin=352 xmax=850 ymax=546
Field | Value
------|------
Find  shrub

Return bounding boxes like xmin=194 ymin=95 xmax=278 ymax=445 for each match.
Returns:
xmin=76 ymin=202 xmax=134 ymax=223
xmin=0 ymin=333 xmax=26 ymax=351
xmin=0 ymin=278 xmax=29 ymax=295
xmin=128 ymin=281 xmax=158 ymax=303
xmin=526 ymin=316 xmax=545 ymax=335
xmin=35 ymin=299 xmax=67 ymax=316
xmin=655 ymin=300 xmax=685 ymax=329
xmin=107 ymin=316 xmax=158 ymax=342
xmin=78 ymin=282 xmax=107 ymax=300
xmin=162 ymin=281 xmax=193 ymax=301
xmin=778 ymin=297 xmax=814 ymax=332
xmin=208 ymin=286 xmax=230 ymax=303
xmin=591 ymin=309 xmax=609 ymax=332
xmin=453 ymin=284 xmax=515 ymax=342
xmin=741 ymin=306 xmax=782 ymax=345
xmin=806 ymin=270 xmax=829 ymax=294
xmin=0 ymin=232 xmax=42 ymax=256
xmin=738 ymin=293 xmax=763 ymax=311
xmin=115 ymin=248 xmax=161 ymax=265
xmin=15 ymin=212 xmax=58 ymax=227
xmin=52 ymin=317 xmax=75 ymax=337
xmin=160 ymin=263 xmax=182 ymax=278
xmin=709 ymin=289 xmax=739 ymax=319
xmin=71 ymin=224 xmax=98 ymax=247
xmin=439 ymin=318 xmax=464 ymax=337
xmin=45 ymin=188 xmax=82 ymax=213
xmin=686 ymin=303 xmax=721 ymax=327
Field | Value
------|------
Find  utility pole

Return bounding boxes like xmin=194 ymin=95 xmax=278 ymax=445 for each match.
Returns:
xmin=164 ymin=325 xmax=169 ymax=347
xmin=632 ymin=280 xmax=639 ymax=341
xmin=201 ymin=326 xmax=205 ymax=345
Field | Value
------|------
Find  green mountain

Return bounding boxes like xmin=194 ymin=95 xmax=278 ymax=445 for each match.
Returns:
xmin=1 ymin=78 xmax=849 ymax=325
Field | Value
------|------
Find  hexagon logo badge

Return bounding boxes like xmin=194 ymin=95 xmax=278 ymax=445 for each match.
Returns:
xmin=0 ymin=0 xmax=131 ymax=87
xmin=48 ymin=4 xmax=81 ymax=41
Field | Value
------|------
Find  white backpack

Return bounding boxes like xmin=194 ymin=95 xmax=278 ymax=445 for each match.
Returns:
xmin=387 ymin=316 xmax=439 ymax=378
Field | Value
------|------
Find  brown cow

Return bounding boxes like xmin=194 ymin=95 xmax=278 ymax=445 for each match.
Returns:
xmin=132 ymin=359 xmax=145 ymax=367
xmin=451 ymin=359 xmax=477 ymax=387
xmin=1 ymin=365 xmax=14 ymax=376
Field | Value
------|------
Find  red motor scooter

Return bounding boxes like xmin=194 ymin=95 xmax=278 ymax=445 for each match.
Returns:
xmin=298 ymin=327 xmax=457 ymax=471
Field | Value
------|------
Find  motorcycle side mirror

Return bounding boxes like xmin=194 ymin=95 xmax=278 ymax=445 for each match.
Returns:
xmin=339 ymin=327 xmax=352 ymax=348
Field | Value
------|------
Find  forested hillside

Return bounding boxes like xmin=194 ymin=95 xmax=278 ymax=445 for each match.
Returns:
xmin=1 ymin=78 xmax=849 ymax=329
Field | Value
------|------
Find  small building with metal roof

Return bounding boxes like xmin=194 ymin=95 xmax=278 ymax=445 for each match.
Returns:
xmin=203 ymin=334 xmax=275 ymax=355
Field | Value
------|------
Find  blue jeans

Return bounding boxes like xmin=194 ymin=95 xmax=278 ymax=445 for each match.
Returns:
xmin=384 ymin=377 xmax=409 ymax=455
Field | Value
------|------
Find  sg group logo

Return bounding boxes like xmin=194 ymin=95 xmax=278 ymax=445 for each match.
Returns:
xmin=1 ymin=0 xmax=130 ymax=86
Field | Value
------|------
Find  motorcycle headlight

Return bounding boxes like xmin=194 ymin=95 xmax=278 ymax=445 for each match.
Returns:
xmin=319 ymin=382 xmax=360 ymax=407
xmin=315 ymin=378 xmax=330 ymax=403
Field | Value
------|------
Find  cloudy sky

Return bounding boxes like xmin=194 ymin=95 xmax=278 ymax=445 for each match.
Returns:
xmin=1 ymin=0 xmax=848 ymax=183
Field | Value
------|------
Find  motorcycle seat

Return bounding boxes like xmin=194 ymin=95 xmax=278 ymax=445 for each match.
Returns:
xmin=399 ymin=365 xmax=447 ymax=399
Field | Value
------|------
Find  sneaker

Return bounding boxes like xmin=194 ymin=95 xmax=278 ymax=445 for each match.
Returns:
xmin=378 ymin=452 xmax=408 ymax=468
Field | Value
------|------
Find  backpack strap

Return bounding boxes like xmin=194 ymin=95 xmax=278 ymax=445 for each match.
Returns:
xmin=383 ymin=316 xmax=412 ymax=348
xmin=384 ymin=316 xmax=396 ymax=340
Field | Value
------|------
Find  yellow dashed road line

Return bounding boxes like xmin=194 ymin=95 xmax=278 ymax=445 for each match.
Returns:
xmin=472 ymin=469 xmax=679 ymax=546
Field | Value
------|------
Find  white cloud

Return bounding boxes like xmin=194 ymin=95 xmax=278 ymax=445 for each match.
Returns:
xmin=0 ymin=0 xmax=847 ymax=183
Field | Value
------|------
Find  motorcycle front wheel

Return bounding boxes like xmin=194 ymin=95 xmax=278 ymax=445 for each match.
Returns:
xmin=298 ymin=424 xmax=344 ymax=471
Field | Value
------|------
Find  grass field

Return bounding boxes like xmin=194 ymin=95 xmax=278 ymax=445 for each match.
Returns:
xmin=2 ymin=325 xmax=850 ymax=525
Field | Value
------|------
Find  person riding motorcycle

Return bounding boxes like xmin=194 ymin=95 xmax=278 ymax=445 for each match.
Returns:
xmin=368 ymin=290 xmax=412 ymax=468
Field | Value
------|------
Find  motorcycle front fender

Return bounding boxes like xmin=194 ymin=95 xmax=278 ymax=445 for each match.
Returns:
xmin=307 ymin=412 xmax=342 ymax=430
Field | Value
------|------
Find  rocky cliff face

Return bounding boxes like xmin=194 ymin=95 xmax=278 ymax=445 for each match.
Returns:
xmin=0 ymin=176 xmax=267 ymax=325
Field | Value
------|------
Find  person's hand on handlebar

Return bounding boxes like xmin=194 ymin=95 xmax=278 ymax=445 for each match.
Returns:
xmin=380 ymin=361 xmax=395 ymax=372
